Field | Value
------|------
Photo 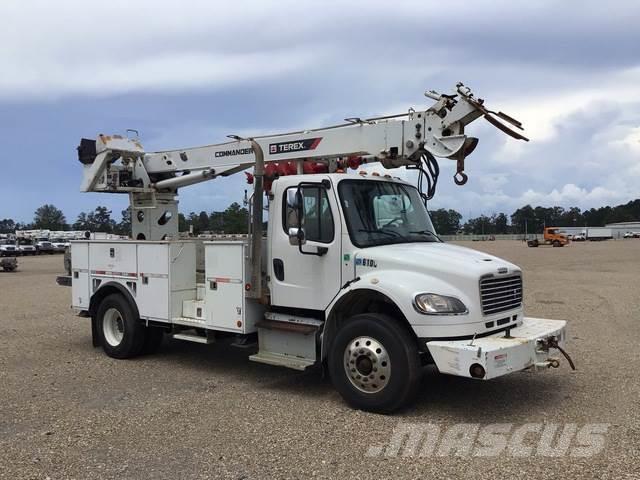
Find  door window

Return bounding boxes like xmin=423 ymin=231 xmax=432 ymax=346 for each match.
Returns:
xmin=283 ymin=187 xmax=334 ymax=243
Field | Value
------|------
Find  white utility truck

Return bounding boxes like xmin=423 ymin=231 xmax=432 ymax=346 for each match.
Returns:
xmin=59 ymin=84 xmax=573 ymax=412
xmin=586 ymin=227 xmax=613 ymax=241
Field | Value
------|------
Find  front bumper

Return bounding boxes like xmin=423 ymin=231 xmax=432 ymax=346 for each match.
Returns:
xmin=426 ymin=317 xmax=568 ymax=380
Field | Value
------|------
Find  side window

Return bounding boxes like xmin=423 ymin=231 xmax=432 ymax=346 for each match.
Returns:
xmin=283 ymin=186 xmax=335 ymax=243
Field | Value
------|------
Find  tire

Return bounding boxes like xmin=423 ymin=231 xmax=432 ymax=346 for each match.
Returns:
xmin=96 ymin=293 xmax=146 ymax=359
xmin=142 ymin=327 xmax=164 ymax=354
xmin=328 ymin=313 xmax=421 ymax=413
xmin=552 ymin=240 xmax=560 ymax=247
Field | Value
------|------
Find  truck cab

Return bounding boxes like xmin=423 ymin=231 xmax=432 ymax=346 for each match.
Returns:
xmin=269 ymin=173 xmax=523 ymax=339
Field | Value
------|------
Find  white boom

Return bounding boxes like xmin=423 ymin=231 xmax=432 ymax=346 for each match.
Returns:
xmin=78 ymin=83 xmax=526 ymax=199
xmin=76 ymin=83 xmax=527 ymax=241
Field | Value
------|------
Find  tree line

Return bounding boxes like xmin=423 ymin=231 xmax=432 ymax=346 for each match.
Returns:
xmin=1 ymin=198 xmax=638 ymax=236
xmin=429 ymin=198 xmax=640 ymax=235
xmin=0 ymin=202 xmax=250 ymax=236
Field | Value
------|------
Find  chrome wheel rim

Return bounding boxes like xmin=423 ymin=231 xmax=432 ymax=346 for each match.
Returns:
xmin=103 ymin=308 xmax=125 ymax=347
xmin=343 ymin=336 xmax=391 ymax=393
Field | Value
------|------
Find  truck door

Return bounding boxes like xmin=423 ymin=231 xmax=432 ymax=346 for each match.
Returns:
xmin=270 ymin=177 xmax=342 ymax=311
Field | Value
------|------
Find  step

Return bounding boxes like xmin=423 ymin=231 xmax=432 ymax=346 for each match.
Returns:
xmin=264 ymin=311 xmax=324 ymax=327
xmin=172 ymin=316 xmax=206 ymax=327
xmin=249 ymin=351 xmax=315 ymax=371
xmin=255 ymin=320 xmax=318 ymax=335
xmin=172 ymin=332 xmax=214 ymax=344
xmin=258 ymin=312 xmax=323 ymax=335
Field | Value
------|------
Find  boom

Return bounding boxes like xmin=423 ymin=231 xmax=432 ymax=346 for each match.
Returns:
xmin=76 ymin=83 xmax=527 ymax=240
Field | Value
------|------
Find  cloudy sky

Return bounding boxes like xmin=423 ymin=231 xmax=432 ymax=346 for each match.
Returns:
xmin=1 ymin=0 xmax=639 ymax=223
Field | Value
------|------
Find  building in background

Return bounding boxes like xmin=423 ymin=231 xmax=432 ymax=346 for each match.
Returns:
xmin=558 ymin=221 xmax=640 ymax=239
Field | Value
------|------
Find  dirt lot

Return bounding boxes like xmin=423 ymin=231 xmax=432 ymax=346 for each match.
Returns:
xmin=1 ymin=241 xmax=639 ymax=479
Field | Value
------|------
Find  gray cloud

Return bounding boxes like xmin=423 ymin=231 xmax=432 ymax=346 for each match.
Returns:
xmin=0 ymin=0 xmax=639 ymax=222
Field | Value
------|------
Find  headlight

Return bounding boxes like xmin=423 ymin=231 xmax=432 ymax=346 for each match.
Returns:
xmin=413 ymin=293 xmax=468 ymax=315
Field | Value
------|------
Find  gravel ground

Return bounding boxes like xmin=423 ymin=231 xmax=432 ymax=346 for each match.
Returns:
xmin=1 ymin=240 xmax=639 ymax=479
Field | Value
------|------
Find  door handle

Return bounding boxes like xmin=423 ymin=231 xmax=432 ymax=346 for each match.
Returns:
xmin=273 ymin=258 xmax=285 ymax=281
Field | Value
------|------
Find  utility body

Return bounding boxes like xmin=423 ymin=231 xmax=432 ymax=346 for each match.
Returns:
xmin=60 ymin=84 xmax=572 ymax=412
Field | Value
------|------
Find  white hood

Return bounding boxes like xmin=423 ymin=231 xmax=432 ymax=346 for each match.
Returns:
xmin=354 ymin=242 xmax=520 ymax=281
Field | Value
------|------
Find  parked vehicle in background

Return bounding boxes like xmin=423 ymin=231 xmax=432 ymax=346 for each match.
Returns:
xmin=527 ymin=227 xmax=569 ymax=247
xmin=35 ymin=238 xmax=55 ymax=254
xmin=624 ymin=232 xmax=634 ymax=238
xmin=586 ymin=227 xmax=612 ymax=241
xmin=0 ymin=240 xmax=19 ymax=256
xmin=17 ymin=238 xmax=37 ymax=256
xmin=572 ymin=233 xmax=586 ymax=242
xmin=1 ymin=256 xmax=17 ymax=272
xmin=50 ymin=238 xmax=70 ymax=253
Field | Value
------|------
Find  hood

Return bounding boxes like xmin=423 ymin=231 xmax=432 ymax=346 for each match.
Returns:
xmin=354 ymin=242 xmax=520 ymax=281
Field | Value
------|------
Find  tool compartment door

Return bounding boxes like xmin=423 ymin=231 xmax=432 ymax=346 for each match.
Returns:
xmin=204 ymin=242 xmax=245 ymax=332
xmin=137 ymin=243 xmax=170 ymax=321
xmin=71 ymin=242 xmax=90 ymax=309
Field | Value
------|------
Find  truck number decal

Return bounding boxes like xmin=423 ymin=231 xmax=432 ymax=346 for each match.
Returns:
xmin=356 ymin=258 xmax=378 ymax=268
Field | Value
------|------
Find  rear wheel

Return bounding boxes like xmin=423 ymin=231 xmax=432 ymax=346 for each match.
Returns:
xmin=96 ymin=294 xmax=146 ymax=359
xmin=328 ymin=313 xmax=421 ymax=413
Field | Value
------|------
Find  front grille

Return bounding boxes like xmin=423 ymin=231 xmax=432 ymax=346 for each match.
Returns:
xmin=480 ymin=274 xmax=523 ymax=315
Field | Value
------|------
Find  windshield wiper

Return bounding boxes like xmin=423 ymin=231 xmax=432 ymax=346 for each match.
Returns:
xmin=358 ymin=228 xmax=402 ymax=238
xmin=409 ymin=230 xmax=442 ymax=242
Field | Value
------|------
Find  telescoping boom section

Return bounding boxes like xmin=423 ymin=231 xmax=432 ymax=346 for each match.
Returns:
xmin=64 ymin=83 xmax=574 ymax=413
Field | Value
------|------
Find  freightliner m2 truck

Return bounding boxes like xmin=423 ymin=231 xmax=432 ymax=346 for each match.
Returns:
xmin=58 ymin=84 xmax=573 ymax=412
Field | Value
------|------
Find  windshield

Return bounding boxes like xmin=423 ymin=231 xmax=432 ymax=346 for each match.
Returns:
xmin=338 ymin=179 xmax=440 ymax=248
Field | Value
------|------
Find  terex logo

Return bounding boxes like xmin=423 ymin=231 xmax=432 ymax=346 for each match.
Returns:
xmin=269 ymin=138 xmax=322 ymax=155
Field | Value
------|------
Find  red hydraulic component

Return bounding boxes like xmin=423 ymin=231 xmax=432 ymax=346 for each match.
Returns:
xmin=347 ymin=155 xmax=363 ymax=170
xmin=303 ymin=161 xmax=328 ymax=174
xmin=249 ymin=160 xmax=332 ymax=193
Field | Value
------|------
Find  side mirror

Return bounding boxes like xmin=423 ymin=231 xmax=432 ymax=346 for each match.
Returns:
xmin=288 ymin=227 xmax=306 ymax=246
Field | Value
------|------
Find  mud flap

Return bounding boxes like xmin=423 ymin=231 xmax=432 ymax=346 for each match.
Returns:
xmin=91 ymin=317 xmax=100 ymax=347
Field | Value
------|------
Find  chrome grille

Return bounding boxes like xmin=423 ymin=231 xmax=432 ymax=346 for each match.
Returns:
xmin=480 ymin=274 xmax=522 ymax=315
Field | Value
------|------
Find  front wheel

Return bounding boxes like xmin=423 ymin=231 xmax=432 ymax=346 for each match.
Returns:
xmin=328 ymin=313 xmax=421 ymax=413
xmin=96 ymin=294 xmax=146 ymax=359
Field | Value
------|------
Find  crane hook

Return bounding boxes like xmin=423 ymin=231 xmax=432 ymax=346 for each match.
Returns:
xmin=454 ymin=157 xmax=468 ymax=185
xmin=454 ymin=171 xmax=468 ymax=185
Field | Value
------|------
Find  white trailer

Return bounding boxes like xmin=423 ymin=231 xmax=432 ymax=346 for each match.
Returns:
xmin=586 ymin=227 xmax=612 ymax=241
xmin=59 ymin=84 xmax=574 ymax=413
